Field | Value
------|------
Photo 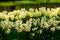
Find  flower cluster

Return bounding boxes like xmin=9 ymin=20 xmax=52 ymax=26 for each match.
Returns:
xmin=0 ymin=7 xmax=60 ymax=34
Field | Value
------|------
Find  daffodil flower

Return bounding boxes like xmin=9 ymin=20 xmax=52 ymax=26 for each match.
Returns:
xmin=10 ymin=15 xmax=14 ymax=20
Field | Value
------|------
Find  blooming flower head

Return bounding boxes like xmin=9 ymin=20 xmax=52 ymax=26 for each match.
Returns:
xmin=57 ymin=8 xmax=60 ymax=15
xmin=39 ymin=7 xmax=46 ymax=15
xmin=21 ymin=8 xmax=25 ymax=12
xmin=16 ymin=10 xmax=21 ymax=16
xmin=29 ymin=12 xmax=33 ymax=17
xmin=9 ymin=15 xmax=14 ymax=20
xmin=29 ymin=8 xmax=34 ymax=12
xmin=13 ymin=10 xmax=17 ymax=16
xmin=0 ymin=13 xmax=6 ymax=20
xmin=19 ymin=13 xmax=25 ymax=19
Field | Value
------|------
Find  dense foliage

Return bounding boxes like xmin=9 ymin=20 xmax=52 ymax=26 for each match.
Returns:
xmin=0 ymin=7 xmax=60 ymax=40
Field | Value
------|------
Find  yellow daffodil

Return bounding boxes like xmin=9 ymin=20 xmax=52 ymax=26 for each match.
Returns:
xmin=13 ymin=10 xmax=17 ymax=16
xmin=25 ymin=11 xmax=29 ymax=17
xmin=10 ymin=15 xmax=14 ymax=20
xmin=5 ymin=15 xmax=9 ymax=21
xmin=51 ymin=8 xmax=55 ymax=12
xmin=8 ymin=12 xmax=13 ymax=16
xmin=29 ymin=8 xmax=34 ymax=12
xmin=49 ymin=12 xmax=57 ymax=18
xmin=16 ymin=10 xmax=21 ymax=15
xmin=58 ymin=9 xmax=60 ymax=15
xmin=29 ymin=12 xmax=33 ymax=17
xmin=19 ymin=14 xmax=25 ymax=19
xmin=0 ymin=14 xmax=6 ymax=20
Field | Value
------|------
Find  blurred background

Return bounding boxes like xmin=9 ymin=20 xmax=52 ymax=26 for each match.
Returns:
xmin=0 ymin=0 xmax=60 ymax=11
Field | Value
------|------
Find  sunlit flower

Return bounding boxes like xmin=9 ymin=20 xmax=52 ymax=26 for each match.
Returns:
xmin=29 ymin=12 xmax=33 ymax=17
xmin=5 ymin=15 xmax=9 ymax=21
xmin=13 ymin=10 xmax=17 ymax=16
xmin=39 ymin=7 xmax=46 ymax=15
xmin=57 ymin=8 xmax=60 ymax=15
xmin=15 ymin=10 xmax=21 ymax=16
xmin=19 ymin=14 xmax=25 ymax=19
xmin=0 ymin=14 xmax=6 ymax=20
xmin=49 ymin=12 xmax=57 ymax=18
xmin=2 ymin=11 xmax=8 ymax=14
xmin=8 ymin=12 xmax=13 ymax=16
xmin=24 ymin=11 xmax=29 ymax=17
xmin=29 ymin=8 xmax=34 ymax=12
xmin=21 ymin=8 xmax=25 ymax=12
xmin=9 ymin=15 xmax=14 ymax=20
xmin=51 ymin=8 xmax=55 ymax=12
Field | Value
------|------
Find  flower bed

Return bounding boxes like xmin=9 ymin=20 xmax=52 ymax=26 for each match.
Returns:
xmin=0 ymin=7 xmax=60 ymax=40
